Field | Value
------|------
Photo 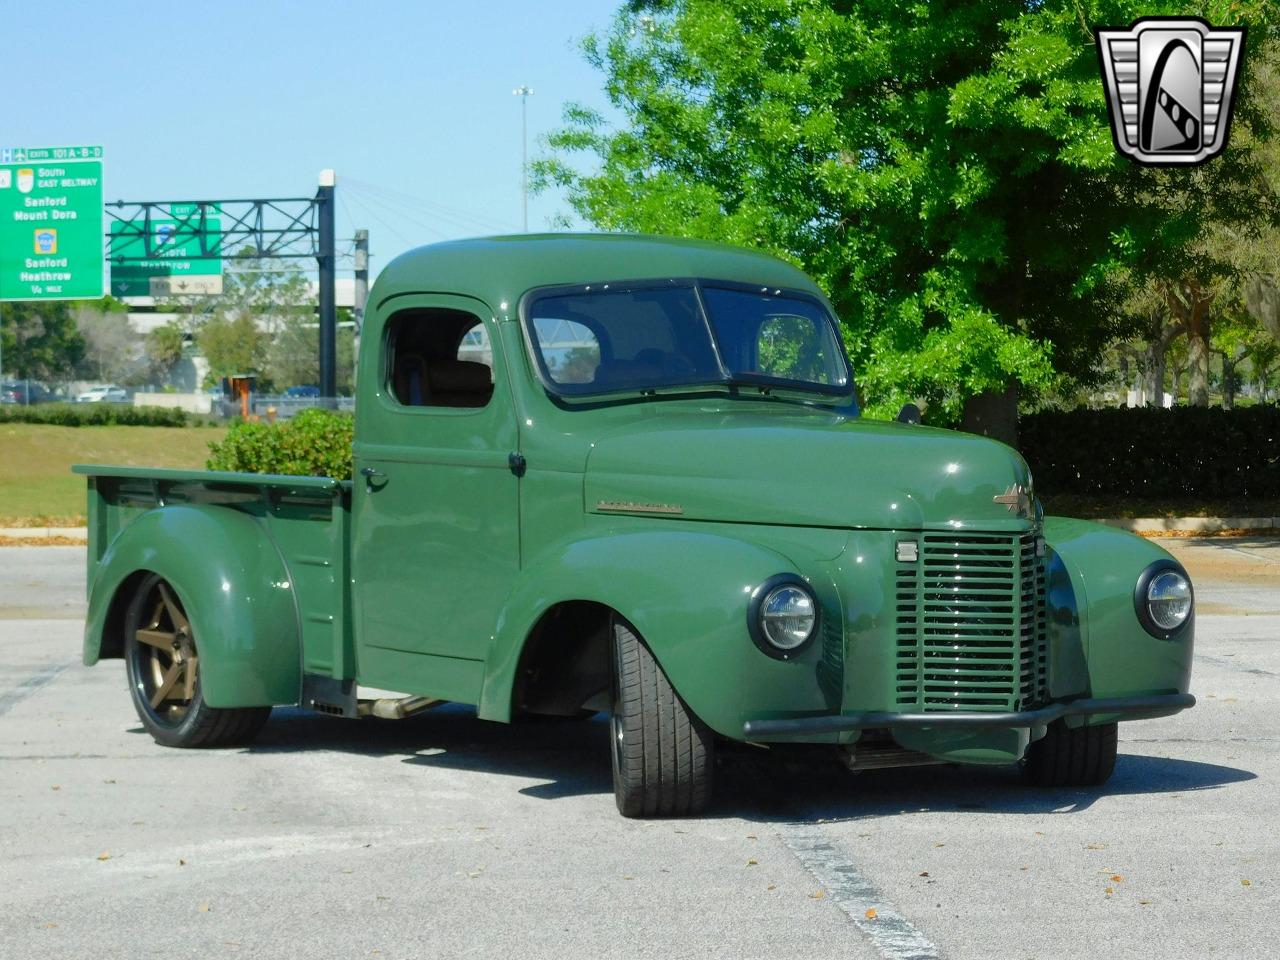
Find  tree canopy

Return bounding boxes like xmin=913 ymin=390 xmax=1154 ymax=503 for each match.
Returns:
xmin=537 ymin=0 xmax=1279 ymax=424
xmin=0 ymin=299 xmax=86 ymax=383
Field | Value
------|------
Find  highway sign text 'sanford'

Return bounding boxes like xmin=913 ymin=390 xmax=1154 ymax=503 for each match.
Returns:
xmin=0 ymin=145 xmax=105 ymax=301
xmin=109 ymin=202 xmax=223 ymax=297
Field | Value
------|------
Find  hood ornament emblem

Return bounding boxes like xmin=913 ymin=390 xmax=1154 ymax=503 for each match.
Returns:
xmin=993 ymin=483 xmax=1032 ymax=517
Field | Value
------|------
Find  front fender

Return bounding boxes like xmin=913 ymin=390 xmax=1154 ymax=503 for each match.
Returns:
xmin=478 ymin=529 xmax=840 ymax=738
xmin=84 ymin=505 xmax=302 ymax=708
xmin=1044 ymin=517 xmax=1193 ymax=717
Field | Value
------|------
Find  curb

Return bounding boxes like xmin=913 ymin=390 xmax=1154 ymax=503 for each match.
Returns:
xmin=1094 ymin=516 xmax=1280 ymax=535
xmin=0 ymin=527 xmax=89 ymax=540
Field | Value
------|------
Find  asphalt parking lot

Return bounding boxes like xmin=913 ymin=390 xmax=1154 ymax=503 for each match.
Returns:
xmin=1 ymin=540 xmax=1276 ymax=960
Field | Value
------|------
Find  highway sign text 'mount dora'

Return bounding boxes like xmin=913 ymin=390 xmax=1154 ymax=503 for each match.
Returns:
xmin=0 ymin=145 xmax=105 ymax=301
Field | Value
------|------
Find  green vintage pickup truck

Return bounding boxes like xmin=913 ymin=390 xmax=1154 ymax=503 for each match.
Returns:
xmin=77 ymin=234 xmax=1195 ymax=816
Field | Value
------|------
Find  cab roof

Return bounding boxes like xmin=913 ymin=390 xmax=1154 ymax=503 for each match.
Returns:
xmin=369 ymin=234 xmax=824 ymax=315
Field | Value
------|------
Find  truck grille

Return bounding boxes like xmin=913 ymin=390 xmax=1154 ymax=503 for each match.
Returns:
xmin=894 ymin=532 xmax=1047 ymax=712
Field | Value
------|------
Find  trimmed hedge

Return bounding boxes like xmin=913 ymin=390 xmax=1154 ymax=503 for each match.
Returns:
xmin=206 ymin=408 xmax=354 ymax=479
xmin=1020 ymin=406 xmax=1280 ymax=500
xmin=0 ymin=402 xmax=192 ymax=427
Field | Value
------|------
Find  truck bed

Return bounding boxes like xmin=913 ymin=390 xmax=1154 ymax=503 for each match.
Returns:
xmin=74 ymin=465 xmax=355 ymax=684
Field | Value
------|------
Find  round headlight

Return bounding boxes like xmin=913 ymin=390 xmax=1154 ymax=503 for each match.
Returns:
xmin=1134 ymin=561 xmax=1193 ymax=638
xmin=1147 ymin=570 xmax=1192 ymax=630
xmin=748 ymin=576 xmax=819 ymax=659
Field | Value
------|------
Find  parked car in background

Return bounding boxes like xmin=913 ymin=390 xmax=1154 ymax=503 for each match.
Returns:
xmin=283 ymin=385 xmax=321 ymax=398
xmin=76 ymin=385 xmax=128 ymax=403
xmin=1 ymin=380 xmax=53 ymax=404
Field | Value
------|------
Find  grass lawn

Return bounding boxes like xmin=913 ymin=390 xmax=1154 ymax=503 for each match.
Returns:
xmin=1 ymin=423 xmax=226 ymax=525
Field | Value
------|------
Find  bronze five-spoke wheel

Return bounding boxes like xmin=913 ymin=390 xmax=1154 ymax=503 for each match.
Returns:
xmin=123 ymin=573 xmax=271 ymax=748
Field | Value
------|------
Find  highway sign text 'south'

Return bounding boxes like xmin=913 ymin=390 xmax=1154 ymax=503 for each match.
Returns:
xmin=0 ymin=145 xmax=105 ymax=301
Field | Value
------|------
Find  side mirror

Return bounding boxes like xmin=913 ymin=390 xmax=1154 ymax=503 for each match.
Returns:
xmin=896 ymin=402 xmax=922 ymax=425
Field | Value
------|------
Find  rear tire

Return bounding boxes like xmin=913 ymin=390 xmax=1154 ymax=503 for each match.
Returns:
xmin=610 ymin=619 xmax=714 ymax=817
xmin=123 ymin=573 xmax=271 ymax=748
xmin=1021 ymin=720 xmax=1117 ymax=787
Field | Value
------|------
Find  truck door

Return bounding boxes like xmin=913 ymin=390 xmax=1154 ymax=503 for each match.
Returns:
xmin=352 ymin=294 xmax=519 ymax=702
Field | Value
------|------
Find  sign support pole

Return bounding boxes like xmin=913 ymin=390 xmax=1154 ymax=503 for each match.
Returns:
xmin=316 ymin=170 xmax=337 ymax=404
xmin=353 ymin=228 xmax=369 ymax=382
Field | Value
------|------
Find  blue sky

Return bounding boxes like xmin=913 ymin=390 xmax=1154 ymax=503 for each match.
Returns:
xmin=2 ymin=0 xmax=624 ymax=279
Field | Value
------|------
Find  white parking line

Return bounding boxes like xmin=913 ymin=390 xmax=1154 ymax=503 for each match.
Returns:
xmin=1223 ymin=545 xmax=1280 ymax=565
xmin=779 ymin=821 xmax=942 ymax=960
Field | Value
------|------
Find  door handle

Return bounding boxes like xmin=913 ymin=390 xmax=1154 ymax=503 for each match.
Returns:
xmin=360 ymin=466 xmax=387 ymax=490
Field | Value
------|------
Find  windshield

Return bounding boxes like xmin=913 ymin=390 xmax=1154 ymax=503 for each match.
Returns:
xmin=525 ymin=280 xmax=851 ymax=399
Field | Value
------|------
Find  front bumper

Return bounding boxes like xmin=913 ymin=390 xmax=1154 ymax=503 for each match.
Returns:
xmin=741 ymin=692 xmax=1195 ymax=738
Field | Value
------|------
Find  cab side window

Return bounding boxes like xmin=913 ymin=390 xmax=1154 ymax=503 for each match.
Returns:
xmin=386 ymin=308 xmax=495 ymax=409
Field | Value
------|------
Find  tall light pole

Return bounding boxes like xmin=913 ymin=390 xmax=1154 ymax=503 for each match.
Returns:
xmin=513 ymin=86 xmax=534 ymax=232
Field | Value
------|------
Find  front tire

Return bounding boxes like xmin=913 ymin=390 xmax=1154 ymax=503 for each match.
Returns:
xmin=123 ymin=573 xmax=271 ymax=748
xmin=610 ymin=620 xmax=714 ymax=817
xmin=1021 ymin=720 xmax=1117 ymax=787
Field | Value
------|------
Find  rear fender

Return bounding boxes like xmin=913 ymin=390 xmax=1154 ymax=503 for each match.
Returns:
xmin=84 ymin=504 xmax=302 ymax=708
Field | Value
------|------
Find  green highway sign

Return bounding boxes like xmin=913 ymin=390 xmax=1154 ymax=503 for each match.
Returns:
xmin=109 ymin=204 xmax=223 ymax=297
xmin=0 ymin=144 xmax=105 ymax=301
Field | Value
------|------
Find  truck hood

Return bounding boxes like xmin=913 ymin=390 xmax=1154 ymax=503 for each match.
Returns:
xmin=583 ymin=407 xmax=1034 ymax=531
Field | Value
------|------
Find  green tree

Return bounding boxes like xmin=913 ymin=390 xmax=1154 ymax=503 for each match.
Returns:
xmin=537 ymin=0 xmax=1278 ymax=437
xmin=198 ymin=311 xmax=268 ymax=386
xmin=0 ymin=300 xmax=85 ymax=384
xmin=265 ymin=307 xmax=357 ymax=394
xmin=74 ymin=297 xmax=140 ymax=384
xmin=192 ymin=253 xmax=315 ymax=389
xmin=145 ymin=320 xmax=189 ymax=385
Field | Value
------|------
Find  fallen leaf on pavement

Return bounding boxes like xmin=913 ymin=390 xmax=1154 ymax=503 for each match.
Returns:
xmin=1085 ymin=843 xmax=1107 ymax=850
xmin=865 ymin=908 xmax=878 ymax=920
xmin=51 ymin=785 xmax=60 ymax=791
xmin=1242 ymin=879 xmax=1252 ymax=887
xmin=42 ymin=923 xmax=57 ymax=929
xmin=919 ymin=871 xmax=929 ymax=877
xmin=1139 ymin=899 xmax=1153 ymax=906
xmin=96 ymin=852 xmax=111 ymax=861
xmin=1104 ymin=886 xmax=1114 ymax=896
xmin=767 ymin=885 xmax=777 ymax=891
xmin=747 ymin=859 xmax=758 ymax=866
xmin=179 ymin=859 xmax=187 ymax=867
xmin=809 ymin=890 xmax=826 ymax=899
xmin=1111 ymin=875 xmax=1123 ymax=883
xmin=197 ymin=903 xmax=211 ymax=913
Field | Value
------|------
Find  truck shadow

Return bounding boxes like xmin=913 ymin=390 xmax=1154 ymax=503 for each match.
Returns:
xmin=247 ymin=705 xmax=1255 ymax=821
xmin=719 ymin=751 xmax=1258 ymax=824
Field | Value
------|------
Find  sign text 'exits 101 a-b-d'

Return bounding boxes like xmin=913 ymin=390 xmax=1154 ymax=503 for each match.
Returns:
xmin=0 ymin=145 xmax=104 ymax=301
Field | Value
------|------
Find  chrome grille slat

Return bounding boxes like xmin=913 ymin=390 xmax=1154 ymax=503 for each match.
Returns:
xmin=895 ymin=532 xmax=1048 ymax=711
